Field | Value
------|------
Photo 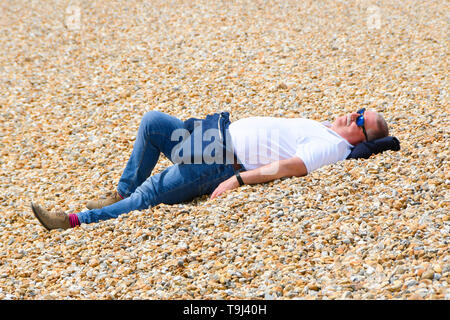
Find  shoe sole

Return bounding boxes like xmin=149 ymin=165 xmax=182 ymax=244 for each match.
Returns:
xmin=31 ymin=202 xmax=51 ymax=231
xmin=86 ymin=199 xmax=121 ymax=210
xmin=86 ymin=203 xmax=104 ymax=210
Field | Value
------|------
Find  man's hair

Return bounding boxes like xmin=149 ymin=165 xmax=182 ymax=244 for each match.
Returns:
xmin=367 ymin=113 xmax=389 ymax=141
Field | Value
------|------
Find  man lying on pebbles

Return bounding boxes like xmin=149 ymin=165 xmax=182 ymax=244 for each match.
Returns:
xmin=31 ymin=108 xmax=389 ymax=231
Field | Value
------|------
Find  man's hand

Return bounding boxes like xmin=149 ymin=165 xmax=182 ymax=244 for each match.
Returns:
xmin=210 ymin=157 xmax=307 ymax=200
xmin=210 ymin=175 xmax=239 ymax=200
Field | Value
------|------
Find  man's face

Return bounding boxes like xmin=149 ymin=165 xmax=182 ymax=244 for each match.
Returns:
xmin=332 ymin=109 xmax=378 ymax=143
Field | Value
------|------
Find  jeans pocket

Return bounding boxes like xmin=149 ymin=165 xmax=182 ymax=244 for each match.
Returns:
xmin=199 ymin=164 xmax=234 ymax=195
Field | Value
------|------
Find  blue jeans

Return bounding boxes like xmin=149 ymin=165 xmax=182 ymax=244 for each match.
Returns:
xmin=77 ymin=111 xmax=242 ymax=224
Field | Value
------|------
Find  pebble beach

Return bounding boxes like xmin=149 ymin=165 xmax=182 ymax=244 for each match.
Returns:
xmin=0 ymin=0 xmax=448 ymax=299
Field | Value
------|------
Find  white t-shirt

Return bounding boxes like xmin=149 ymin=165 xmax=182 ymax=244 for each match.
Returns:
xmin=228 ymin=117 xmax=353 ymax=173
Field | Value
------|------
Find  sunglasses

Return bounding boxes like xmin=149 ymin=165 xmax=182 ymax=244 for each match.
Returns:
xmin=356 ymin=108 xmax=369 ymax=141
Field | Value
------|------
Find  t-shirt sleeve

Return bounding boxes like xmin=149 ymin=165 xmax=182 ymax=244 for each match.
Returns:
xmin=295 ymin=139 xmax=351 ymax=174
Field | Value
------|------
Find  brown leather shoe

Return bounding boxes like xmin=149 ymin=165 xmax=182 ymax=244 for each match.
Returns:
xmin=31 ymin=202 xmax=70 ymax=231
xmin=86 ymin=191 xmax=122 ymax=210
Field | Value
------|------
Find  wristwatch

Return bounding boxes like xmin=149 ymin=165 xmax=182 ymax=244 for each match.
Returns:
xmin=235 ymin=171 xmax=245 ymax=186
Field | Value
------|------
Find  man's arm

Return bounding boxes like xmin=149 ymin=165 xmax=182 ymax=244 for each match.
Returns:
xmin=210 ymin=156 xmax=307 ymax=199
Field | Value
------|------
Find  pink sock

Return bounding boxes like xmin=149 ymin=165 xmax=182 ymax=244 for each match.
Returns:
xmin=68 ymin=214 xmax=80 ymax=228
xmin=117 ymin=191 xmax=124 ymax=199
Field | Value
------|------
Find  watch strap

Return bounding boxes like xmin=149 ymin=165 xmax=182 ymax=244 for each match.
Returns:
xmin=235 ymin=171 xmax=245 ymax=186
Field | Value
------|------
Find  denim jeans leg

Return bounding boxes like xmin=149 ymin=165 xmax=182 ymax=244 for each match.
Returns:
xmin=117 ymin=110 xmax=185 ymax=198
xmin=77 ymin=163 xmax=237 ymax=224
